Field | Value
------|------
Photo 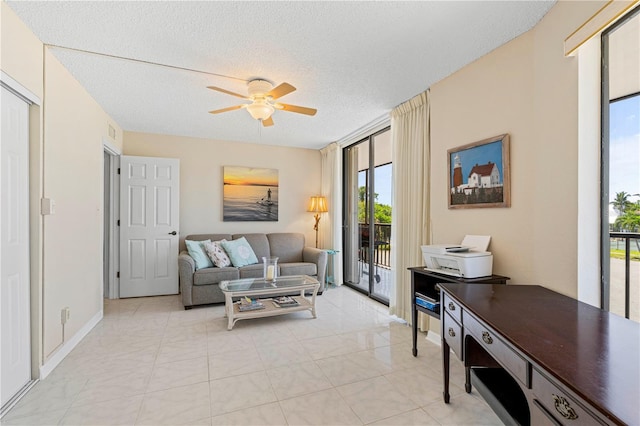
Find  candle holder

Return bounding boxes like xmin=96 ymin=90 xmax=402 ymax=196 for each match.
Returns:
xmin=262 ymin=256 xmax=278 ymax=281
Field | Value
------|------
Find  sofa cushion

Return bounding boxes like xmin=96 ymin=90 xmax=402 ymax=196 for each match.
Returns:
xmin=279 ymin=262 xmax=317 ymax=277
xmin=204 ymin=240 xmax=231 ymax=267
xmin=185 ymin=239 xmax=214 ymax=270
xmin=193 ymin=267 xmax=239 ymax=285
xmin=267 ymin=233 xmax=305 ymax=263
xmin=238 ymin=264 xmax=264 ymax=279
xmin=183 ymin=234 xmax=232 ymax=250
xmin=221 ymin=237 xmax=259 ymax=267
xmin=233 ymin=234 xmax=270 ymax=260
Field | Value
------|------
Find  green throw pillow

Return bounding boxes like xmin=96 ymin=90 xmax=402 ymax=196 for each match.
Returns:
xmin=185 ymin=239 xmax=214 ymax=270
xmin=220 ymin=237 xmax=259 ymax=267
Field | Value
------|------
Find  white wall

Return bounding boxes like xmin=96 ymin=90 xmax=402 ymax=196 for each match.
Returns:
xmin=123 ymin=132 xmax=322 ymax=247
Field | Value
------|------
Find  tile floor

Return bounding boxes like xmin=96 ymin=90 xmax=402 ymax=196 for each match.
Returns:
xmin=2 ymin=286 xmax=501 ymax=425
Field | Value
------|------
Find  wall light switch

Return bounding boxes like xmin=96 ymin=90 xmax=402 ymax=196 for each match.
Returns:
xmin=61 ymin=307 xmax=70 ymax=324
xmin=41 ymin=198 xmax=55 ymax=215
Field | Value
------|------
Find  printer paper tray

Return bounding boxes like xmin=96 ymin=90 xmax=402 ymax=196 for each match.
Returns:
xmin=424 ymin=267 xmax=463 ymax=278
xmin=423 ymin=267 xmax=492 ymax=279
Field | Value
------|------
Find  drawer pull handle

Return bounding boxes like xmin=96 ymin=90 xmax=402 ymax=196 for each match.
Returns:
xmin=482 ymin=331 xmax=493 ymax=344
xmin=552 ymin=394 xmax=579 ymax=420
xmin=448 ymin=302 xmax=455 ymax=311
xmin=448 ymin=327 xmax=456 ymax=337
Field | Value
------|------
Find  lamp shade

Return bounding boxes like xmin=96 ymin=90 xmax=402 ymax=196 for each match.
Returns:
xmin=246 ymin=101 xmax=274 ymax=120
xmin=307 ymin=196 xmax=328 ymax=213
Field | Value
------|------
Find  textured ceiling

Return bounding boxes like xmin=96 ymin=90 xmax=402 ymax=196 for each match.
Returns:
xmin=7 ymin=1 xmax=555 ymax=149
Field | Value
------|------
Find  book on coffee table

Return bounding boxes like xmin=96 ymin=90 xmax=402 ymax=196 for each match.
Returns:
xmin=272 ymin=296 xmax=299 ymax=308
xmin=238 ymin=297 xmax=265 ymax=311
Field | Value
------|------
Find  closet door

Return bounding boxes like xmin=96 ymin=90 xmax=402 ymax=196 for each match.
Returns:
xmin=1 ymin=86 xmax=32 ymax=408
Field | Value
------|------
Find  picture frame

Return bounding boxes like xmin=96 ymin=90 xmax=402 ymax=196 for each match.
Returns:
xmin=448 ymin=134 xmax=510 ymax=209
xmin=223 ymin=166 xmax=279 ymax=221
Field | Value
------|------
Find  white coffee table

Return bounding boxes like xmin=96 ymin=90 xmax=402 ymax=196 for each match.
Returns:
xmin=219 ymin=275 xmax=320 ymax=330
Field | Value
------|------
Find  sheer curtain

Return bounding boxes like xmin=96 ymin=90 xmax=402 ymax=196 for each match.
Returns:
xmin=389 ymin=90 xmax=431 ymax=330
xmin=320 ymin=143 xmax=343 ymax=285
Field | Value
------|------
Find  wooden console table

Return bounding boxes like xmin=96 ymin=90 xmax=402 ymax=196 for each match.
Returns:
xmin=439 ymin=283 xmax=639 ymax=426
xmin=408 ymin=267 xmax=509 ymax=356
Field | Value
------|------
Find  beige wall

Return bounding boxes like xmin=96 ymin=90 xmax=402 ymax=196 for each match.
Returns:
xmin=2 ymin=3 xmax=123 ymax=363
xmin=428 ymin=1 xmax=605 ymax=333
xmin=42 ymin=51 xmax=123 ymax=357
xmin=123 ymin=132 xmax=322 ymax=246
xmin=1 ymin=2 xmax=43 ymax=99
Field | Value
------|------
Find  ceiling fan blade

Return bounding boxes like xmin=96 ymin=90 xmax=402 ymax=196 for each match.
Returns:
xmin=262 ymin=116 xmax=274 ymax=127
xmin=208 ymin=104 xmax=245 ymax=114
xmin=267 ymin=83 xmax=296 ymax=100
xmin=276 ymin=103 xmax=317 ymax=116
xmin=207 ymin=86 xmax=249 ymax=99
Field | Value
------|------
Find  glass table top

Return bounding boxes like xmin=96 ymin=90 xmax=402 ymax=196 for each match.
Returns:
xmin=219 ymin=275 xmax=318 ymax=292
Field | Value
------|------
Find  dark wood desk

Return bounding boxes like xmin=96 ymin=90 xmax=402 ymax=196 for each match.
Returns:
xmin=408 ymin=267 xmax=509 ymax=356
xmin=439 ymin=283 xmax=639 ymax=426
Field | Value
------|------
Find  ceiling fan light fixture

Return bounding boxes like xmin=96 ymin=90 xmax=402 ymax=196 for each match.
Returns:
xmin=208 ymin=79 xmax=316 ymax=126
xmin=246 ymin=101 xmax=275 ymax=121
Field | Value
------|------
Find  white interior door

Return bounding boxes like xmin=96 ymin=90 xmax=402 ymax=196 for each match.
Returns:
xmin=1 ymin=87 xmax=32 ymax=408
xmin=119 ymin=156 xmax=179 ymax=298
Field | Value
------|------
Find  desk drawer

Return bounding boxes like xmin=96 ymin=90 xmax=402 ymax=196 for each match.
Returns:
xmin=443 ymin=294 xmax=462 ymax=323
xmin=531 ymin=368 xmax=604 ymax=426
xmin=443 ymin=311 xmax=462 ymax=357
xmin=463 ymin=311 xmax=528 ymax=385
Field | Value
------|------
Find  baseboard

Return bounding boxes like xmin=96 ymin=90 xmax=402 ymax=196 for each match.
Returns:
xmin=426 ymin=330 xmax=441 ymax=347
xmin=39 ymin=310 xmax=103 ymax=379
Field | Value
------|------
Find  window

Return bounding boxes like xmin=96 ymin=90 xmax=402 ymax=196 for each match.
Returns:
xmin=601 ymin=7 xmax=640 ymax=321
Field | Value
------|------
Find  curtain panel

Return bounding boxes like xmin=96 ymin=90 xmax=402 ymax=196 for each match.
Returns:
xmin=320 ymin=142 xmax=343 ymax=285
xmin=389 ymin=90 xmax=431 ymax=331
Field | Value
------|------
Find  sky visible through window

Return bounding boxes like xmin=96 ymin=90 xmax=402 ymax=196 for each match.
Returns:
xmin=358 ymin=164 xmax=393 ymax=206
xmin=609 ymin=94 xmax=640 ymax=220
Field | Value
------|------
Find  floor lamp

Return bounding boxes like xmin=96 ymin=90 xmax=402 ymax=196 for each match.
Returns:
xmin=307 ymin=196 xmax=328 ymax=248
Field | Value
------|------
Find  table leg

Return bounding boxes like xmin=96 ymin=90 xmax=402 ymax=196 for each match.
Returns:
xmin=412 ymin=301 xmax=418 ymax=357
xmin=225 ymin=293 xmax=234 ymax=330
xmin=442 ymin=339 xmax=451 ymax=403
xmin=465 ymin=367 xmax=472 ymax=393
xmin=310 ymin=287 xmax=318 ymax=318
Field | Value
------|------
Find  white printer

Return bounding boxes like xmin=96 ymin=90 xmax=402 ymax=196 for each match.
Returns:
xmin=421 ymin=235 xmax=492 ymax=278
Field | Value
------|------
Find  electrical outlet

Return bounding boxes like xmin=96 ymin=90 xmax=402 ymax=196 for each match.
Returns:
xmin=61 ymin=307 xmax=70 ymax=324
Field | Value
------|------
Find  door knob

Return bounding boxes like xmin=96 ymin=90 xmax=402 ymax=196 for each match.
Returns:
xmin=168 ymin=231 xmax=177 ymax=235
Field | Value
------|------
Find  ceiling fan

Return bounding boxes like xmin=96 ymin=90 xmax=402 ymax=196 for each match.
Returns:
xmin=208 ymin=79 xmax=317 ymax=127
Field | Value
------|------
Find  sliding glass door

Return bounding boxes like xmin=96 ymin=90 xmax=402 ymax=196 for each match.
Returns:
xmin=343 ymin=128 xmax=392 ymax=304
xmin=601 ymin=6 xmax=640 ymax=321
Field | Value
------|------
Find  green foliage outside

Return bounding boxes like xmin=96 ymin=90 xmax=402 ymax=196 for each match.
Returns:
xmin=610 ymin=191 xmax=640 ymax=260
xmin=358 ymin=186 xmax=392 ymax=224
xmin=611 ymin=191 xmax=640 ymax=232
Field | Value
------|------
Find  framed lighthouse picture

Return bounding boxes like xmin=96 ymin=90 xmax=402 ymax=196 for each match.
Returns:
xmin=448 ymin=134 xmax=510 ymax=209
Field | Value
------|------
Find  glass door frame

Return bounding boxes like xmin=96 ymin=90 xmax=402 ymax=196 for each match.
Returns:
xmin=342 ymin=126 xmax=391 ymax=306
xmin=600 ymin=5 xmax=640 ymax=312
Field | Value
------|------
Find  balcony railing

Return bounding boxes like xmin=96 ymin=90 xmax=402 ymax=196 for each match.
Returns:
xmin=609 ymin=232 xmax=639 ymax=320
xmin=359 ymin=223 xmax=391 ymax=268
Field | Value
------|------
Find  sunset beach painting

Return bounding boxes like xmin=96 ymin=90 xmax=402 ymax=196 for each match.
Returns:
xmin=223 ymin=166 xmax=279 ymax=221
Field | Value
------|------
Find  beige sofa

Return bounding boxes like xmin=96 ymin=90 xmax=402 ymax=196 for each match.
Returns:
xmin=178 ymin=233 xmax=327 ymax=309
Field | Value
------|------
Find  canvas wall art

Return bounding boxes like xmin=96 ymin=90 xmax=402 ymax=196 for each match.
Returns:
xmin=448 ymin=134 xmax=511 ymax=209
xmin=223 ymin=166 xmax=279 ymax=221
